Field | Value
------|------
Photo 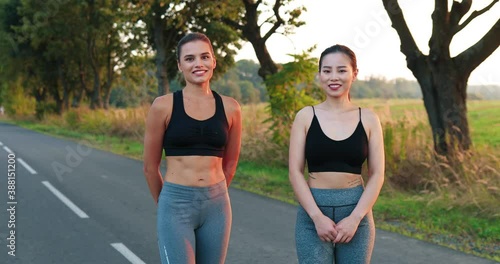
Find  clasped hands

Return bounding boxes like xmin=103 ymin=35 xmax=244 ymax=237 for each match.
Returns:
xmin=312 ymin=214 xmax=360 ymax=244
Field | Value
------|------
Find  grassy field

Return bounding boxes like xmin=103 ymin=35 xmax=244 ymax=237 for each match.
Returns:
xmin=352 ymin=99 xmax=500 ymax=147
xmin=3 ymin=99 xmax=499 ymax=261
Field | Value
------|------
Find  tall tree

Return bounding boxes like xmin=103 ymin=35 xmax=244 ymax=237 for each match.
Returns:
xmin=8 ymin=0 xmax=79 ymax=114
xmin=134 ymin=0 xmax=241 ymax=95
xmin=382 ymin=0 xmax=499 ymax=155
xmin=9 ymin=0 xmax=141 ymax=112
xmin=222 ymin=0 xmax=306 ymax=80
xmin=82 ymin=0 xmax=138 ymax=109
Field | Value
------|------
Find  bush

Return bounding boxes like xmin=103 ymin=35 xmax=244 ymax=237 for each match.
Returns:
xmin=1 ymin=80 xmax=36 ymax=117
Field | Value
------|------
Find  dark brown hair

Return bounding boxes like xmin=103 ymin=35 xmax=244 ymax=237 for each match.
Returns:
xmin=176 ymin=32 xmax=215 ymax=61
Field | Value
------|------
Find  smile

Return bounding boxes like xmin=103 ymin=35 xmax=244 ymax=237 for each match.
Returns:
xmin=328 ymin=84 xmax=341 ymax=89
xmin=192 ymin=70 xmax=207 ymax=75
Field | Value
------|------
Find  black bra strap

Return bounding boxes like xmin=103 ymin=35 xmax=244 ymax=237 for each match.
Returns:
xmin=174 ymin=90 xmax=183 ymax=110
xmin=311 ymin=106 xmax=316 ymax=115
xmin=358 ymin=107 xmax=362 ymax=120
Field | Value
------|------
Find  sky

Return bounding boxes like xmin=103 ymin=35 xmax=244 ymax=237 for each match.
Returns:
xmin=234 ymin=0 xmax=500 ymax=86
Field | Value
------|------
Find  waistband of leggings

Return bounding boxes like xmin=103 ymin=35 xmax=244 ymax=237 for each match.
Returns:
xmin=161 ymin=179 xmax=227 ymax=200
xmin=309 ymin=185 xmax=364 ymax=207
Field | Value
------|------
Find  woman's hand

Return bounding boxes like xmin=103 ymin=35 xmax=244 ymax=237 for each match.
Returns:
xmin=312 ymin=214 xmax=338 ymax=242
xmin=333 ymin=215 xmax=361 ymax=243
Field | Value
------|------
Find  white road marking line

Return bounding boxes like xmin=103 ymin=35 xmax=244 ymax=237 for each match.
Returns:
xmin=3 ymin=146 xmax=12 ymax=153
xmin=17 ymin=158 xmax=37 ymax=174
xmin=111 ymin=243 xmax=146 ymax=264
xmin=41 ymin=181 xmax=89 ymax=218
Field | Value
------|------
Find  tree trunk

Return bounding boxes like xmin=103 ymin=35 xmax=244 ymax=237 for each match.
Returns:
xmin=102 ymin=47 xmax=114 ymax=110
xmin=88 ymin=37 xmax=102 ymax=109
xmin=249 ymin=37 xmax=278 ymax=80
xmin=102 ymin=80 xmax=111 ymax=109
xmin=90 ymin=64 xmax=102 ymax=109
xmin=32 ymin=86 xmax=47 ymax=104
xmin=59 ymin=64 xmax=71 ymax=111
xmin=241 ymin=1 xmax=278 ymax=81
xmin=75 ymin=62 xmax=88 ymax=108
xmin=72 ymin=86 xmax=84 ymax=108
xmin=62 ymin=77 xmax=70 ymax=111
xmin=49 ymin=78 xmax=64 ymax=115
xmin=152 ymin=3 xmax=168 ymax=96
xmin=416 ymin=62 xmax=471 ymax=155
xmin=221 ymin=0 xmax=280 ymax=81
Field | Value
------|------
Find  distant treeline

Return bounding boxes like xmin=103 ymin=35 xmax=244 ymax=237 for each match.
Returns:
xmin=109 ymin=59 xmax=500 ymax=108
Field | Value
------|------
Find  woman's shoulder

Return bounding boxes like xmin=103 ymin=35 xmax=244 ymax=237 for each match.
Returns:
xmin=219 ymin=94 xmax=241 ymax=114
xmin=359 ymin=107 xmax=381 ymax=126
xmin=148 ymin=94 xmax=174 ymax=115
xmin=293 ymin=105 xmax=315 ymax=124
xmin=151 ymin=93 xmax=173 ymax=106
xmin=297 ymin=105 xmax=315 ymax=115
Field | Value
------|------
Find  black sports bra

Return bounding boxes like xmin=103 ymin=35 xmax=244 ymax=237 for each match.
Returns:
xmin=305 ymin=106 xmax=368 ymax=174
xmin=163 ymin=90 xmax=229 ymax=157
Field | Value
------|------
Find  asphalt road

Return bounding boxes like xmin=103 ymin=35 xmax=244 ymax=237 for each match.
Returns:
xmin=0 ymin=122 xmax=497 ymax=264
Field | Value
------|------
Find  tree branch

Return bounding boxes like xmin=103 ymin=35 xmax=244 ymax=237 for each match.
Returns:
xmin=259 ymin=16 xmax=275 ymax=28
xmin=453 ymin=0 xmax=499 ymax=34
xmin=429 ymin=0 xmax=451 ymax=54
xmin=449 ymin=0 xmax=472 ymax=31
xmin=455 ymin=18 xmax=500 ymax=74
xmin=382 ymin=0 xmax=424 ymax=70
xmin=221 ymin=17 xmax=244 ymax=31
xmin=262 ymin=0 xmax=284 ymax=41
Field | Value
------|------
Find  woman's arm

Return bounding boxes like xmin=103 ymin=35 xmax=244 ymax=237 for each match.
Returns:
xmin=350 ymin=108 xmax=385 ymax=221
xmin=289 ymin=107 xmax=337 ymax=242
xmin=222 ymin=97 xmax=242 ymax=187
xmin=334 ymin=108 xmax=385 ymax=243
xmin=143 ymin=96 xmax=170 ymax=204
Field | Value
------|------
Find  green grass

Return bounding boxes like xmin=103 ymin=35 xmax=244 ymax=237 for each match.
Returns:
xmin=357 ymin=99 xmax=500 ymax=147
xmin=12 ymin=120 xmax=144 ymax=160
xmin=468 ymin=101 xmax=500 ymax=147
xmin=374 ymin=195 xmax=499 ymax=260
xmin=232 ymin=161 xmax=296 ymax=204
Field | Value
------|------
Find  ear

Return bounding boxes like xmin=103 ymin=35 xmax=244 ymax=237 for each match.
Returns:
xmin=353 ymin=68 xmax=359 ymax=81
xmin=213 ymin=57 xmax=217 ymax=69
xmin=177 ymin=61 xmax=181 ymax=72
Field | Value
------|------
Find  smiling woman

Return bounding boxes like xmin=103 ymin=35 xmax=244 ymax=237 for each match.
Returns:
xmin=289 ymin=44 xmax=385 ymax=264
xmin=142 ymin=32 xmax=242 ymax=264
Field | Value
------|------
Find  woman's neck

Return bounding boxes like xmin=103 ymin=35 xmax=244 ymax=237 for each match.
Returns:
xmin=183 ymin=83 xmax=211 ymax=96
xmin=322 ymin=96 xmax=353 ymax=112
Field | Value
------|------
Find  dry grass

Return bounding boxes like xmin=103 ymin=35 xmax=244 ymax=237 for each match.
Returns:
xmin=241 ymin=102 xmax=500 ymax=216
xmin=43 ymin=105 xmax=147 ymax=141
xmin=240 ymin=103 xmax=288 ymax=166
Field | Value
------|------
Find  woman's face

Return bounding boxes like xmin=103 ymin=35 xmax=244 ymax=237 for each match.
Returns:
xmin=177 ymin=40 xmax=216 ymax=85
xmin=318 ymin=52 xmax=357 ymax=98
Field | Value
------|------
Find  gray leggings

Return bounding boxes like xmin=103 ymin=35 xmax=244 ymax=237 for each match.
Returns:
xmin=157 ymin=180 xmax=231 ymax=264
xmin=295 ymin=186 xmax=375 ymax=264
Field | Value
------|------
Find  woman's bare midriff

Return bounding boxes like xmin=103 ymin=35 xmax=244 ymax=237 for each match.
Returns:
xmin=307 ymin=172 xmax=363 ymax=189
xmin=164 ymin=156 xmax=226 ymax=187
